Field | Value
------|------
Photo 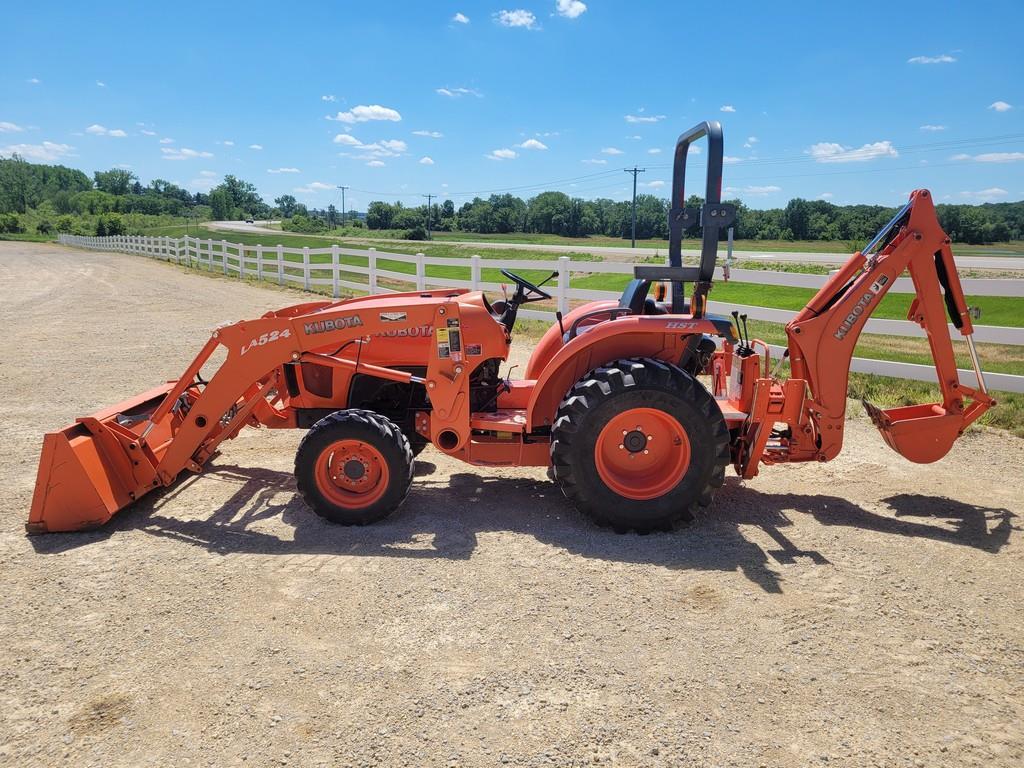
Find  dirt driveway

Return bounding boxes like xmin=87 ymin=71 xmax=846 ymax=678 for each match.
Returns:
xmin=0 ymin=241 xmax=1021 ymax=767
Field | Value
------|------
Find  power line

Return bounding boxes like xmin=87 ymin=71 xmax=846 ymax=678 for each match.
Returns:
xmin=624 ymin=167 xmax=646 ymax=247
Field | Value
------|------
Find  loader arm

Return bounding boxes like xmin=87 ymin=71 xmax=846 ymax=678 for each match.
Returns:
xmin=784 ymin=189 xmax=995 ymax=464
xmin=28 ymin=291 xmax=482 ymax=532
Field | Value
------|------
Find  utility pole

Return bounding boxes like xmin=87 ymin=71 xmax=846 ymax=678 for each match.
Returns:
xmin=336 ymin=185 xmax=348 ymax=228
xmin=422 ymin=193 xmax=434 ymax=240
xmin=622 ymin=166 xmax=647 ymax=247
xmin=624 ymin=167 xmax=646 ymax=248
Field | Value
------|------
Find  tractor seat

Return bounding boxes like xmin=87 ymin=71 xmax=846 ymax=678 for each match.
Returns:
xmin=564 ymin=279 xmax=672 ymax=343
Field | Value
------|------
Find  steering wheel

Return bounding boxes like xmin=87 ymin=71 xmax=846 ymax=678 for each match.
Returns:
xmin=501 ymin=269 xmax=552 ymax=301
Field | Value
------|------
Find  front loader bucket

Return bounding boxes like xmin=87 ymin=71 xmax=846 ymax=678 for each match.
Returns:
xmin=862 ymin=400 xmax=963 ymax=464
xmin=27 ymin=383 xmax=179 ymax=533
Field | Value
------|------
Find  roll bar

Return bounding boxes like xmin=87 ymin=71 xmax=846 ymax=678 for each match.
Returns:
xmin=662 ymin=120 xmax=735 ymax=316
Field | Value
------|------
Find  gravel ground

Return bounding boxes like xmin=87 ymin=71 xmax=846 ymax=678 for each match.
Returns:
xmin=0 ymin=241 xmax=1022 ymax=768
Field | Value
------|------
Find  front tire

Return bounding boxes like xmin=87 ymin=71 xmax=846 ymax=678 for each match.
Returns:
xmin=550 ymin=358 xmax=729 ymax=533
xmin=295 ymin=409 xmax=414 ymax=525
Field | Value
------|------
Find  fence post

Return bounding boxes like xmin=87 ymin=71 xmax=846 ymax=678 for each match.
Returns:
xmin=303 ymin=247 xmax=311 ymax=291
xmin=415 ymin=253 xmax=425 ymax=291
xmin=368 ymin=247 xmax=377 ymax=292
xmin=557 ymin=256 xmax=570 ymax=316
xmin=331 ymin=244 xmax=340 ymax=298
xmin=221 ymin=240 xmax=229 ymax=274
xmin=470 ymin=255 xmax=481 ymax=290
xmin=256 ymin=244 xmax=264 ymax=282
xmin=277 ymin=245 xmax=284 ymax=285
xmin=207 ymin=239 xmax=214 ymax=271
xmin=238 ymin=243 xmax=246 ymax=278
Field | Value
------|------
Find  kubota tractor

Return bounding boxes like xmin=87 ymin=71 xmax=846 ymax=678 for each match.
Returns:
xmin=28 ymin=121 xmax=995 ymax=534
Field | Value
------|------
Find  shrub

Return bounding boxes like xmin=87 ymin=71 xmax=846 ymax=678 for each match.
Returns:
xmin=36 ymin=219 xmax=54 ymax=235
xmin=0 ymin=212 xmax=24 ymax=233
xmin=281 ymin=214 xmax=328 ymax=234
xmin=56 ymin=215 xmax=75 ymax=232
xmin=96 ymin=213 xmax=126 ymax=236
xmin=404 ymin=226 xmax=428 ymax=241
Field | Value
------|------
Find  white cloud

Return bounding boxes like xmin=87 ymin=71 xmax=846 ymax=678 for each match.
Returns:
xmin=952 ymin=152 xmax=1024 ymax=163
xmin=188 ymin=175 xmax=217 ymax=192
xmin=0 ymin=122 xmax=24 ymax=133
xmin=960 ymin=187 xmax=1008 ymax=201
xmin=96 ymin=80 xmax=106 ymax=87
xmin=220 ymin=140 xmax=235 ymax=146
xmin=908 ymin=54 xmax=956 ymax=64
xmin=555 ymin=0 xmax=587 ymax=19
xmin=920 ymin=124 xmax=946 ymax=131
xmin=690 ymin=145 xmax=701 ymax=154
xmin=495 ymin=9 xmax=537 ymax=28
xmin=989 ymin=101 xmax=1012 ymax=112
xmin=720 ymin=105 xmax=736 ymax=113
xmin=487 ymin=148 xmax=518 ymax=160
xmin=453 ymin=12 xmax=469 ymax=23
xmin=581 ymin=158 xmax=607 ymax=164
xmin=379 ymin=139 xmax=407 ymax=152
xmin=159 ymin=137 xmax=174 ymax=144
xmin=723 ymin=155 xmax=742 ymax=164
xmin=366 ymin=160 xmax=386 ymax=167
xmin=27 ymin=78 xmax=40 ymax=84
xmin=161 ymin=147 xmax=214 ymax=160
xmin=601 ymin=146 xmax=623 ymax=155
xmin=725 ymin=184 xmax=782 ymax=197
xmin=0 ymin=141 xmax=73 ymax=162
xmin=321 ymin=95 xmax=336 ymax=102
xmin=86 ymin=124 xmax=126 ymax=137
xmin=413 ymin=130 xmax=443 ymax=138
xmin=807 ymin=140 xmax=898 ymax=163
xmin=295 ymin=181 xmax=335 ymax=193
xmin=517 ymin=138 xmax=548 ymax=150
xmin=643 ymin=180 xmax=665 ymax=189
xmin=419 ymin=156 xmax=435 ymax=165
xmin=624 ymin=114 xmax=665 ymax=123
xmin=140 ymin=129 xmax=157 ymax=136
xmin=327 ymin=104 xmax=402 ymax=123
xmin=267 ymin=167 xmax=301 ymax=174
xmin=647 ymin=148 xmax=661 ymax=154
xmin=819 ymin=192 xmax=834 ymax=199
xmin=436 ymin=86 xmax=482 ymax=98
xmin=743 ymin=136 xmax=759 ymax=148
xmin=249 ymin=144 xmax=263 ymax=150
xmin=333 ymin=133 xmax=362 ymax=146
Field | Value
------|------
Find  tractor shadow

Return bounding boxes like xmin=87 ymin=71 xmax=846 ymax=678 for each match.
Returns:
xmin=28 ymin=459 xmax=1018 ymax=593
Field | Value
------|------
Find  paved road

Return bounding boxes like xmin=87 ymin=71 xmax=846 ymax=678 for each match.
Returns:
xmin=207 ymin=221 xmax=1024 ymax=271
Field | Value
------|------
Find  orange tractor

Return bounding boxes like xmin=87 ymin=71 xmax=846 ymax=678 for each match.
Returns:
xmin=28 ymin=121 xmax=995 ymax=534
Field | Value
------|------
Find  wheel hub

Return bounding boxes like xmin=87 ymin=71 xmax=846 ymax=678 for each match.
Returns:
xmin=342 ymin=458 xmax=366 ymax=481
xmin=623 ymin=429 xmax=648 ymax=453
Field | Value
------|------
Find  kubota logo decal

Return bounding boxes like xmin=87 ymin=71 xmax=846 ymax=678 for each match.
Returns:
xmin=834 ymin=275 xmax=888 ymax=340
xmin=303 ymin=315 xmax=364 ymax=335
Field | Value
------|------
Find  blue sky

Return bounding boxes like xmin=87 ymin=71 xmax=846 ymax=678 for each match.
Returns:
xmin=2 ymin=1 xmax=1022 ymax=212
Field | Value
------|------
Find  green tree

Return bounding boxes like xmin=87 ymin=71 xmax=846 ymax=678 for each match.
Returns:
xmin=274 ymin=194 xmax=298 ymax=217
xmin=94 ymin=168 xmax=138 ymax=195
xmin=209 ymin=188 xmax=232 ymax=220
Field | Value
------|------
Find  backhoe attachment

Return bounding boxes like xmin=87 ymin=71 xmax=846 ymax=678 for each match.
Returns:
xmin=785 ymin=189 xmax=995 ymax=465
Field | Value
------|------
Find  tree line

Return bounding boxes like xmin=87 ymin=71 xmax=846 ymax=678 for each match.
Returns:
xmin=1 ymin=155 xmax=1021 ymax=245
xmin=365 ymin=193 xmax=1024 ymax=245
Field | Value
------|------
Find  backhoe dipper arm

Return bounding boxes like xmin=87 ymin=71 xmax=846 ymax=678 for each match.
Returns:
xmin=784 ymin=189 xmax=994 ymax=463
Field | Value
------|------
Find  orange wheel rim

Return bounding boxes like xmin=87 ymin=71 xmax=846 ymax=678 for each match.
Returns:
xmin=594 ymin=407 xmax=690 ymax=500
xmin=314 ymin=439 xmax=389 ymax=509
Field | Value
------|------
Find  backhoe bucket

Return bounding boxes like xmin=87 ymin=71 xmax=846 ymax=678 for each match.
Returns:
xmin=862 ymin=400 xmax=963 ymax=464
xmin=27 ymin=383 xmax=179 ymax=533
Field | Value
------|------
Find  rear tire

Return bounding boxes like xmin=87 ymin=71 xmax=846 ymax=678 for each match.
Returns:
xmin=295 ymin=409 xmax=414 ymax=525
xmin=550 ymin=358 xmax=729 ymax=533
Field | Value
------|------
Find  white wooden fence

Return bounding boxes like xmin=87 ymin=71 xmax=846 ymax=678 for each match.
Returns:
xmin=58 ymin=233 xmax=1024 ymax=393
